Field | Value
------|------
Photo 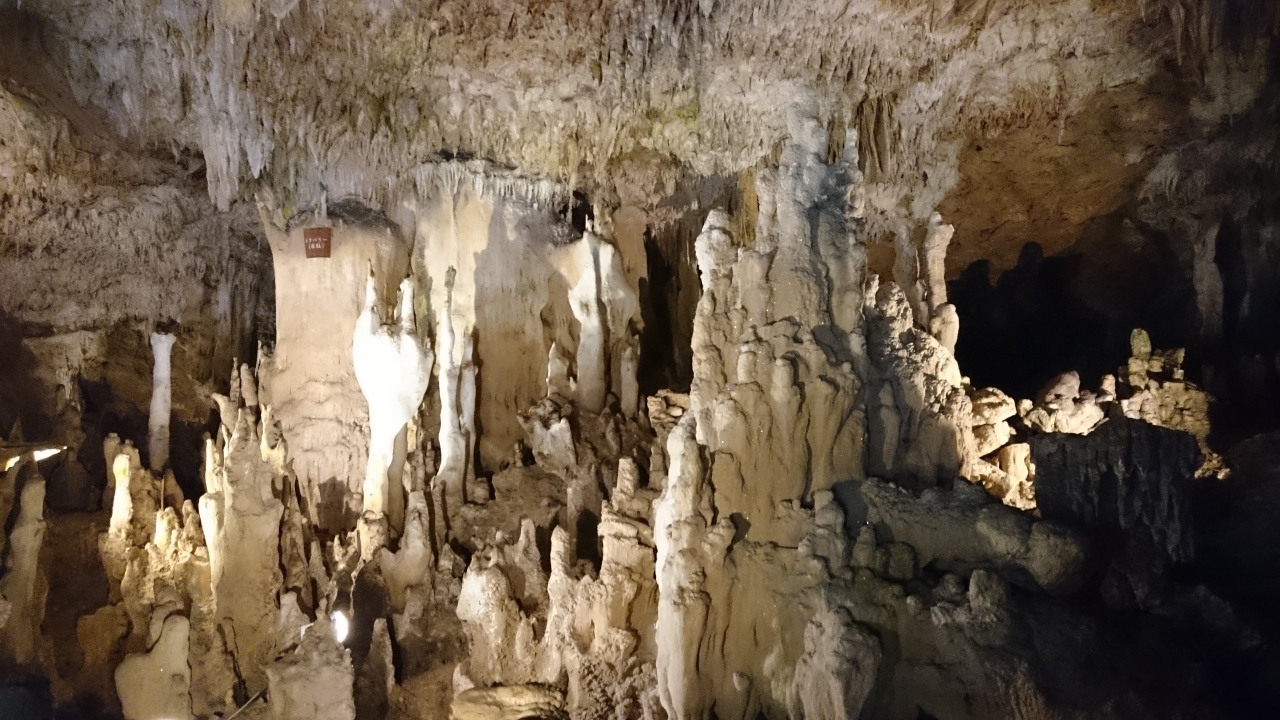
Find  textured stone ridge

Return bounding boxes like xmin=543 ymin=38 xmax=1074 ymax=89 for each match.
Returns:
xmin=1032 ymin=414 xmax=1200 ymax=604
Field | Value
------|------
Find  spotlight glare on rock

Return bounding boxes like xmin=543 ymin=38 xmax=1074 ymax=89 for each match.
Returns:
xmin=332 ymin=610 xmax=349 ymax=643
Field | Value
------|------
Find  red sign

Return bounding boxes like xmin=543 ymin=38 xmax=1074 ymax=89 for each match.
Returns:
xmin=304 ymin=227 xmax=332 ymax=258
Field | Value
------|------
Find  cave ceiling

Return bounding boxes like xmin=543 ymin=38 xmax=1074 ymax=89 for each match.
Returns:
xmin=0 ymin=0 xmax=1276 ymax=276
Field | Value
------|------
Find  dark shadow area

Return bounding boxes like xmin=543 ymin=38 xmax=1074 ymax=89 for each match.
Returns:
xmin=0 ymin=311 xmax=55 ymax=441
xmin=949 ymin=237 xmax=1196 ymax=401
xmin=637 ymin=221 xmax=701 ymax=395
xmin=569 ymin=190 xmax=593 ymax=234
xmin=575 ymin=508 xmax=602 ymax=574
xmin=1207 ymin=216 xmax=1280 ymax=442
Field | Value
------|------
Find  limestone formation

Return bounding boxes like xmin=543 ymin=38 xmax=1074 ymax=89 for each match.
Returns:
xmin=858 ymin=477 xmax=1088 ymax=595
xmin=866 ymin=282 xmax=972 ymax=489
xmin=265 ymin=614 xmax=356 ymax=720
xmin=785 ymin=605 xmax=881 ymax=720
xmin=451 ymin=685 xmax=568 ymax=720
xmin=114 ymin=613 xmax=191 ymax=720
xmin=146 ymin=332 xmax=176 ymax=474
xmin=688 ymin=124 xmax=866 ymax=544
xmin=0 ymin=470 xmax=47 ymax=666
xmin=1119 ymin=330 xmax=1224 ymax=478
xmin=200 ymin=405 xmax=286 ymax=692
xmin=352 ymin=267 xmax=433 ymax=534
xmin=435 ymin=268 xmax=479 ymax=529
xmin=654 ymin=416 xmax=734 ymax=719
xmin=1 ymin=4 xmax=1276 ymax=717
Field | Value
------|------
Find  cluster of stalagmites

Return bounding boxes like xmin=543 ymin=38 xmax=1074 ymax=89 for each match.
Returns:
xmin=0 ymin=123 xmax=1227 ymax=720
xmin=965 ymin=327 xmax=1223 ymax=511
xmin=83 ymin=368 xmax=363 ymax=720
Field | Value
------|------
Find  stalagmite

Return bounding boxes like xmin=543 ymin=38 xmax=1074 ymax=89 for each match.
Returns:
xmin=620 ymin=341 xmax=640 ymax=418
xmin=266 ymin=613 xmax=356 ymax=720
xmin=921 ymin=212 xmax=954 ymax=317
xmin=0 ymin=469 xmax=47 ymax=666
xmin=101 ymin=441 xmax=159 ymax=590
xmin=654 ymin=416 xmax=734 ymax=720
xmin=380 ymin=489 xmax=434 ymax=633
xmin=866 ymin=282 xmax=973 ymax=488
xmin=147 ymin=332 xmax=176 ymax=473
xmin=201 ymin=407 xmax=286 ymax=692
xmin=435 ymin=267 xmax=478 ymax=522
xmin=114 ymin=613 xmax=191 ymax=720
xmin=687 ymin=127 xmax=866 ymax=544
xmin=569 ymin=232 xmax=609 ymax=413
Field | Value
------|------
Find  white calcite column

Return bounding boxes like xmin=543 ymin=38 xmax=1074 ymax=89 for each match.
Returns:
xmin=148 ymin=332 xmax=176 ymax=473
xmin=266 ymin=613 xmax=356 ymax=720
xmin=0 ymin=472 xmax=47 ymax=665
xmin=568 ymin=232 xmax=608 ymax=413
xmin=654 ymin=416 xmax=734 ymax=720
xmin=562 ymin=230 xmax=640 ymax=415
xmin=352 ymin=268 xmax=432 ymax=530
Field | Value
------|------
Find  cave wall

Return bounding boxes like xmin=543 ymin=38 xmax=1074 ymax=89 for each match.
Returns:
xmin=260 ymin=171 xmax=650 ymax=529
xmin=0 ymin=82 xmax=271 ymax=506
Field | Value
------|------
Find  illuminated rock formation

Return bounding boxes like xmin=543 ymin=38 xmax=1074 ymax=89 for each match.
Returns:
xmin=352 ymin=267 xmax=432 ymax=535
xmin=0 ymin=468 xmax=47 ymax=666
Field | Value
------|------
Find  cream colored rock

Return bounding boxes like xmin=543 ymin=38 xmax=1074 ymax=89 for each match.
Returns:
xmin=450 ymin=685 xmax=567 ymax=720
xmin=147 ymin=332 xmax=176 ymax=474
xmin=380 ymin=489 xmax=434 ymax=616
xmin=922 ymin=212 xmax=955 ymax=318
xmin=0 ymin=472 xmax=47 ymax=665
xmin=970 ymin=387 xmax=1018 ymax=425
xmin=867 ymin=283 xmax=973 ymax=488
xmin=78 ymin=604 xmax=130 ymax=669
xmin=101 ymin=441 xmax=159 ymax=590
xmin=266 ymin=614 xmax=356 ymax=720
xmin=969 ymin=443 xmax=1037 ymax=510
xmin=973 ymin=421 xmax=1014 ymax=458
xmin=786 ymin=606 xmax=881 ymax=720
xmin=859 ymin=478 xmax=1085 ymax=594
xmin=690 ymin=178 xmax=863 ymax=544
xmin=435 ymin=268 xmax=478 ymax=526
xmin=1116 ymin=331 xmax=1222 ymax=477
xmin=115 ymin=613 xmax=191 ymax=720
xmin=201 ymin=407 xmax=286 ymax=692
xmin=654 ymin=416 xmax=735 ymax=719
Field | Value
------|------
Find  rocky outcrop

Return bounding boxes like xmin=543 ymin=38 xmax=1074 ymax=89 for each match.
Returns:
xmin=689 ymin=115 xmax=866 ymax=547
xmin=0 ymin=465 xmax=47 ymax=667
xmin=265 ymin=615 xmax=356 ymax=720
xmin=1031 ymin=415 xmax=1200 ymax=606
xmin=451 ymin=685 xmax=567 ymax=720
xmin=114 ymin=614 xmax=191 ymax=720
xmin=857 ymin=478 xmax=1089 ymax=595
